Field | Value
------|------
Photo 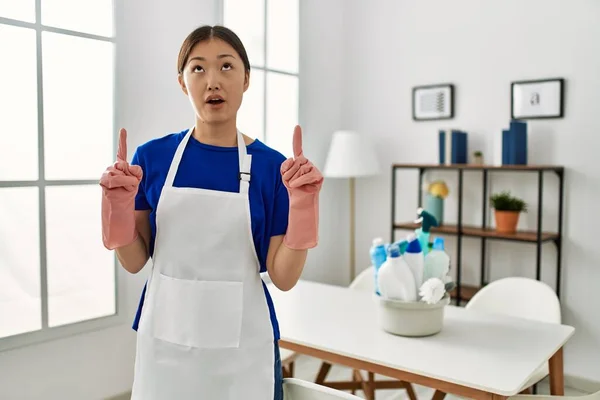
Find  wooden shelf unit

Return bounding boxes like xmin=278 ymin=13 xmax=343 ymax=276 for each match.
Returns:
xmin=390 ymin=163 xmax=565 ymax=305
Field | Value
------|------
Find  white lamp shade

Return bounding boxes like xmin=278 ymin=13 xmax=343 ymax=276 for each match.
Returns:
xmin=323 ymin=130 xmax=380 ymax=178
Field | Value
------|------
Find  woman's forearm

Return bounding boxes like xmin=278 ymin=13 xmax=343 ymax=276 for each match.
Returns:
xmin=115 ymin=234 xmax=149 ymax=274
xmin=270 ymin=241 xmax=307 ymax=291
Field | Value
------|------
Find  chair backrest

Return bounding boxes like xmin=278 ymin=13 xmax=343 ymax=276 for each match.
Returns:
xmin=466 ymin=277 xmax=561 ymax=323
xmin=283 ymin=378 xmax=364 ymax=399
xmin=349 ymin=266 xmax=375 ymax=292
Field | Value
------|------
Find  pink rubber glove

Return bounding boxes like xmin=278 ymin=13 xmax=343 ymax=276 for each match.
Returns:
xmin=280 ymin=125 xmax=324 ymax=250
xmin=100 ymin=129 xmax=143 ymax=250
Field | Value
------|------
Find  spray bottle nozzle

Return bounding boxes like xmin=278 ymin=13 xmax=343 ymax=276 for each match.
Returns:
xmin=415 ymin=208 xmax=439 ymax=233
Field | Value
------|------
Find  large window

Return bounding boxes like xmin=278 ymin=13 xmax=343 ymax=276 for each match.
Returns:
xmin=0 ymin=0 xmax=117 ymax=349
xmin=222 ymin=0 xmax=299 ymax=158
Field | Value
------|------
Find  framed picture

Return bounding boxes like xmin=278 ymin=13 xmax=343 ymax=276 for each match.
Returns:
xmin=511 ymin=78 xmax=564 ymax=119
xmin=412 ymin=83 xmax=454 ymax=121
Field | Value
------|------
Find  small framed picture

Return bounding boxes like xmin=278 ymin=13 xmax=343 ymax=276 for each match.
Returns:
xmin=412 ymin=83 xmax=454 ymax=121
xmin=511 ymin=78 xmax=564 ymax=119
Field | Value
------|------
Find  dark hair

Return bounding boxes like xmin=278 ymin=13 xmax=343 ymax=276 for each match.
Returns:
xmin=177 ymin=25 xmax=251 ymax=75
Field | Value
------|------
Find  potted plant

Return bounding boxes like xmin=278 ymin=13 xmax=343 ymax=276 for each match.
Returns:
xmin=490 ymin=191 xmax=527 ymax=233
xmin=473 ymin=151 xmax=483 ymax=165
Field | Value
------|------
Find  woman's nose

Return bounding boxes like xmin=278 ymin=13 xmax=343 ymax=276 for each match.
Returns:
xmin=206 ymin=71 xmax=221 ymax=91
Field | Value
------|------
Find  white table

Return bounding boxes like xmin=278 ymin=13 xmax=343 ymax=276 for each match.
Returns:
xmin=268 ymin=280 xmax=574 ymax=400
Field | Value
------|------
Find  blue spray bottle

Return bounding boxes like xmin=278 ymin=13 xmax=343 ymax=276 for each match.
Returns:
xmin=370 ymin=237 xmax=388 ymax=295
xmin=414 ymin=208 xmax=439 ymax=256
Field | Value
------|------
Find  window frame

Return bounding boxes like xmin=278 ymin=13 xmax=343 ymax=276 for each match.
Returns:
xmin=219 ymin=0 xmax=301 ymax=149
xmin=0 ymin=0 xmax=124 ymax=352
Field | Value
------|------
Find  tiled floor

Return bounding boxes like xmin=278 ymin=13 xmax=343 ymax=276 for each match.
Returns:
xmin=291 ymin=354 xmax=590 ymax=399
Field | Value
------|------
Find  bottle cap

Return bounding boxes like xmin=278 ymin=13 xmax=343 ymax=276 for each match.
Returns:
xmin=433 ymin=237 xmax=445 ymax=251
xmin=372 ymin=237 xmax=384 ymax=247
xmin=387 ymin=243 xmax=401 ymax=258
xmin=405 ymin=237 xmax=422 ymax=254
xmin=398 ymin=240 xmax=408 ymax=255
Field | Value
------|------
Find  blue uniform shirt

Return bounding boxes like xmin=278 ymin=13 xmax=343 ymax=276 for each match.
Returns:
xmin=129 ymin=129 xmax=289 ymax=340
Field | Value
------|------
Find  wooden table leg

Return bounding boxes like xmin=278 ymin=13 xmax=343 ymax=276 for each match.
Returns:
xmin=549 ymin=347 xmax=565 ymax=395
xmin=354 ymin=370 xmax=375 ymax=400
xmin=432 ymin=390 xmax=447 ymax=400
xmin=315 ymin=362 xmax=332 ymax=384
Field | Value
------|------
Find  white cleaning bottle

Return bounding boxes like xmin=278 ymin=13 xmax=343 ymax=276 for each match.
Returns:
xmin=403 ymin=234 xmax=425 ymax=292
xmin=377 ymin=244 xmax=417 ymax=302
xmin=423 ymin=237 xmax=450 ymax=282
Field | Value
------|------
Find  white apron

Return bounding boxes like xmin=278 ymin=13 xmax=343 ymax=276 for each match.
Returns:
xmin=131 ymin=128 xmax=275 ymax=400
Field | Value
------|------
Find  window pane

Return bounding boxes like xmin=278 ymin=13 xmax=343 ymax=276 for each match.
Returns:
xmin=0 ymin=0 xmax=35 ymax=22
xmin=237 ymin=69 xmax=264 ymax=142
xmin=0 ymin=187 xmax=41 ymax=339
xmin=0 ymin=25 xmax=38 ymax=181
xmin=266 ymin=0 xmax=299 ymax=73
xmin=265 ymin=72 xmax=298 ymax=158
xmin=41 ymin=0 xmax=113 ymax=37
xmin=42 ymin=32 xmax=114 ymax=180
xmin=46 ymin=185 xmax=115 ymax=327
xmin=223 ymin=0 xmax=265 ymax=67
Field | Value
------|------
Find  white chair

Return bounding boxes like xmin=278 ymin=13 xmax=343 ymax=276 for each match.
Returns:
xmin=283 ymin=378 xmax=364 ymax=399
xmin=467 ymin=277 xmax=561 ymax=392
xmin=314 ymin=266 xmax=417 ymax=400
xmin=433 ymin=277 xmax=562 ymax=399
xmin=509 ymin=389 xmax=600 ymax=400
xmin=349 ymin=266 xmax=376 ymax=292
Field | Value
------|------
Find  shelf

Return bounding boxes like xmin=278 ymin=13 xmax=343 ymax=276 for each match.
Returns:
xmin=449 ymin=284 xmax=480 ymax=302
xmin=394 ymin=222 xmax=559 ymax=243
xmin=392 ymin=163 xmax=563 ymax=172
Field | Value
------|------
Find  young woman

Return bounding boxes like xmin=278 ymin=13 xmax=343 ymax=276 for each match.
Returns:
xmin=99 ymin=25 xmax=323 ymax=399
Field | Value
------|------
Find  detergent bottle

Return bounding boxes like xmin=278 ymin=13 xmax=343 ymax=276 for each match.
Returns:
xmin=376 ymin=244 xmax=417 ymax=302
xmin=403 ymin=234 xmax=425 ymax=293
xmin=422 ymin=237 xmax=450 ymax=283
xmin=369 ymin=237 xmax=387 ymax=295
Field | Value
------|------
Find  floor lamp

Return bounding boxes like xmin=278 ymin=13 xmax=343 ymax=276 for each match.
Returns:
xmin=323 ymin=130 xmax=380 ymax=283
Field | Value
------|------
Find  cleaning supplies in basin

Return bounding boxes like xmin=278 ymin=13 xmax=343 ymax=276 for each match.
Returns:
xmin=414 ymin=208 xmax=439 ymax=256
xmin=403 ymin=234 xmax=425 ymax=292
xmin=419 ymin=278 xmax=446 ymax=304
xmin=370 ymin=237 xmax=388 ymax=295
xmin=377 ymin=243 xmax=417 ymax=302
xmin=422 ymin=237 xmax=450 ymax=283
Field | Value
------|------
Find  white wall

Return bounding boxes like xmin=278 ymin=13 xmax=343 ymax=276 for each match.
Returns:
xmin=0 ymin=1 xmax=219 ymax=399
xmin=334 ymin=0 xmax=600 ymax=382
xmin=298 ymin=0 xmax=348 ymax=285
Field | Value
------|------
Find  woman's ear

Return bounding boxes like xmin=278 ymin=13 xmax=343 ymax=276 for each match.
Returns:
xmin=243 ymin=71 xmax=250 ymax=92
xmin=178 ymin=73 xmax=189 ymax=96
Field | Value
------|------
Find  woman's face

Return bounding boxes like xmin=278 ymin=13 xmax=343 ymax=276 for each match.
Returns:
xmin=179 ymin=38 xmax=249 ymax=125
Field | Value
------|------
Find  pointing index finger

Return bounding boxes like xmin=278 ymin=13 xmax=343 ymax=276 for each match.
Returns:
xmin=293 ymin=125 xmax=303 ymax=159
xmin=117 ymin=128 xmax=127 ymax=162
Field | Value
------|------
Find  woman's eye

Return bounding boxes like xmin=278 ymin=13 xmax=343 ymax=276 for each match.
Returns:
xmin=222 ymin=63 xmax=232 ymax=71
xmin=193 ymin=65 xmax=204 ymax=72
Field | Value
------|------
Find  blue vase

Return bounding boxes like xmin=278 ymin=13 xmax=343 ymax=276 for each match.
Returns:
xmin=425 ymin=194 xmax=444 ymax=226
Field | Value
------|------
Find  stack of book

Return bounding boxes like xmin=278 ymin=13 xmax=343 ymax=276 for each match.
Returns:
xmin=502 ymin=120 xmax=528 ymax=165
xmin=438 ymin=130 xmax=468 ymax=165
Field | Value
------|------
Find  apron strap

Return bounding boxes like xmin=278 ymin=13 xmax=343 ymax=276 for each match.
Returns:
xmin=237 ymin=130 xmax=251 ymax=194
xmin=164 ymin=127 xmax=194 ymax=188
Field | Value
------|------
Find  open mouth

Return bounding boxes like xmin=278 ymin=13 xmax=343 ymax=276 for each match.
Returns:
xmin=206 ymin=95 xmax=225 ymax=105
